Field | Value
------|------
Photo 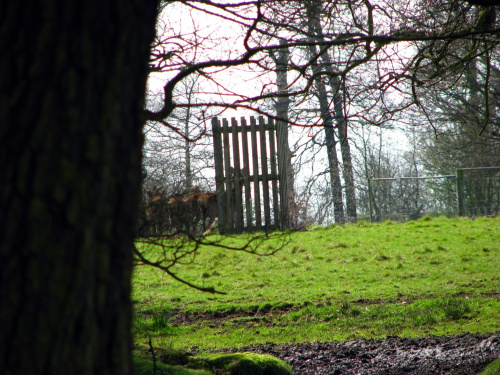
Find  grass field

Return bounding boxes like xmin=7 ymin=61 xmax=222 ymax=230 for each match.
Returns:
xmin=132 ymin=216 xmax=500 ymax=351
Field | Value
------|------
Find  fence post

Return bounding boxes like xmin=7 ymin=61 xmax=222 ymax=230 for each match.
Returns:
xmin=368 ymin=178 xmax=374 ymax=223
xmin=212 ymin=117 xmax=227 ymax=233
xmin=456 ymin=169 xmax=465 ymax=216
xmin=276 ymin=115 xmax=289 ymax=229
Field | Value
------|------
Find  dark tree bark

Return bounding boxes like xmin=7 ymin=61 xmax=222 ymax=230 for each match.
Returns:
xmin=306 ymin=5 xmax=346 ymax=225
xmin=273 ymin=39 xmax=293 ymax=228
xmin=306 ymin=54 xmax=346 ymax=224
xmin=305 ymin=0 xmax=357 ymax=223
xmin=0 ymin=1 xmax=158 ymax=374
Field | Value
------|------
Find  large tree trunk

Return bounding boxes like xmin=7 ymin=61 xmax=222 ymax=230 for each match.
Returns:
xmin=0 ymin=2 xmax=158 ymax=375
xmin=274 ymin=40 xmax=293 ymax=228
xmin=306 ymin=0 xmax=358 ymax=223
xmin=331 ymin=79 xmax=358 ymax=223
xmin=305 ymin=54 xmax=346 ymax=224
xmin=306 ymin=6 xmax=346 ymax=224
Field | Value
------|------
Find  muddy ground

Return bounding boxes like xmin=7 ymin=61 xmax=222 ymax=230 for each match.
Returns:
xmin=219 ymin=333 xmax=500 ymax=374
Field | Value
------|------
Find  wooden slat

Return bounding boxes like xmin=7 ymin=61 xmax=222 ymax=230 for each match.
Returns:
xmin=268 ymin=117 xmax=279 ymax=226
xmin=211 ymin=117 xmax=226 ymax=233
xmin=231 ymin=118 xmax=243 ymax=231
xmin=222 ymin=118 xmax=233 ymax=230
xmin=259 ymin=116 xmax=271 ymax=228
xmin=241 ymin=117 xmax=252 ymax=227
xmin=250 ymin=116 xmax=262 ymax=227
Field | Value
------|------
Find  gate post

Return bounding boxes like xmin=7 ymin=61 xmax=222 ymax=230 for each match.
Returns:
xmin=456 ymin=169 xmax=465 ymax=216
xmin=276 ymin=117 xmax=289 ymax=229
xmin=368 ymin=178 xmax=374 ymax=223
xmin=212 ymin=117 xmax=227 ymax=233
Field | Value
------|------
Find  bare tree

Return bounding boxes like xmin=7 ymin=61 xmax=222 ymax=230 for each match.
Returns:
xmin=304 ymin=0 xmax=358 ymax=223
xmin=415 ymin=53 xmax=500 ymax=215
xmin=305 ymin=18 xmax=346 ymax=224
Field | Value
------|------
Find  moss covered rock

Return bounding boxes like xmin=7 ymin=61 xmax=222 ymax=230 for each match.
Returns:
xmin=207 ymin=352 xmax=293 ymax=375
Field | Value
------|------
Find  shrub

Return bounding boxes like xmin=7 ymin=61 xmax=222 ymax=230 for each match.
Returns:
xmin=439 ymin=298 xmax=472 ymax=321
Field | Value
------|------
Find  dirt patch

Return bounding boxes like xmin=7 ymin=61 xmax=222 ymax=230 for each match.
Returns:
xmin=167 ymin=293 xmax=500 ymax=326
xmin=217 ymin=333 xmax=500 ymax=374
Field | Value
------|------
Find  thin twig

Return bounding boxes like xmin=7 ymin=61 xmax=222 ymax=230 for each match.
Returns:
xmin=148 ymin=337 xmax=157 ymax=375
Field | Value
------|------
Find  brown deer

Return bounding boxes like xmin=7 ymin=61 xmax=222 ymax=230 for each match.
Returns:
xmin=186 ymin=192 xmax=203 ymax=231
xmin=183 ymin=191 xmax=218 ymax=233
xmin=166 ymin=188 xmax=219 ymax=236
xmin=197 ymin=192 xmax=218 ymax=231
xmin=167 ymin=194 xmax=192 ymax=234
xmin=145 ymin=187 xmax=169 ymax=234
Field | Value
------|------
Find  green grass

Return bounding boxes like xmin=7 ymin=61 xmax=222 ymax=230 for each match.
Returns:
xmin=479 ymin=358 xmax=500 ymax=375
xmin=133 ymin=216 xmax=500 ymax=350
xmin=133 ymin=355 xmax=212 ymax=375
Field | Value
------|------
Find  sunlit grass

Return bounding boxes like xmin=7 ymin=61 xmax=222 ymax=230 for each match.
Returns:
xmin=132 ymin=215 xmax=500 ymax=350
xmin=141 ymin=297 xmax=499 ymax=350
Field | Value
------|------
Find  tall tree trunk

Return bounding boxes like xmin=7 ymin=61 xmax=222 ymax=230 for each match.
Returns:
xmin=185 ymin=108 xmax=193 ymax=191
xmin=274 ymin=39 xmax=293 ymax=228
xmin=330 ymin=79 xmax=358 ymax=222
xmin=306 ymin=4 xmax=346 ymax=224
xmin=306 ymin=0 xmax=358 ymax=223
xmin=0 ymin=2 xmax=158 ymax=374
xmin=467 ymin=57 xmax=483 ymax=128
xmin=182 ymin=78 xmax=199 ymax=192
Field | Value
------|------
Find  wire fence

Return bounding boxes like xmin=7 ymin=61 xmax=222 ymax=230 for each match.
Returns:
xmin=366 ymin=167 xmax=500 ymax=222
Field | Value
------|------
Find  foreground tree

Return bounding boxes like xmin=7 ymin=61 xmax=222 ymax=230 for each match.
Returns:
xmin=0 ymin=1 xmax=158 ymax=374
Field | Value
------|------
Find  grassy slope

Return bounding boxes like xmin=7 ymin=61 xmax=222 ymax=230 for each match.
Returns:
xmin=479 ymin=358 xmax=500 ymax=375
xmin=133 ymin=216 xmax=500 ymax=350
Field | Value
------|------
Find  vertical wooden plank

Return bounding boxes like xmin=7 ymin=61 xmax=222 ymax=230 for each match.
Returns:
xmin=222 ymin=118 xmax=233 ymax=231
xmin=231 ymin=118 xmax=243 ymax=232
xmin=250 ymin=116 xmax=262 ymax=228
xmin=241 ymin=117 xmax=252 ymax=229
xmin=268 ymin=117 xmax=279 ymax=227
xmin=212 ymin=117 xmax=226 ymax=233
xmin=259 ymin=116 xmax=271 ymax=228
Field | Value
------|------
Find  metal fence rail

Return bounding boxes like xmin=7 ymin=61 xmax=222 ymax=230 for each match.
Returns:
xmin=367 ymin=167 xmax=500 ymax=222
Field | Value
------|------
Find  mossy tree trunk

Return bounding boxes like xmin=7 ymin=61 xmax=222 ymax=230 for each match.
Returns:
xmin=0 ymin=1 xmax=158 ymax=374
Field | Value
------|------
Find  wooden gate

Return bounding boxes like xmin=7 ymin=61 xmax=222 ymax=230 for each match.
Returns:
xmin=212 ymin=116 xmax=289 ymax=233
